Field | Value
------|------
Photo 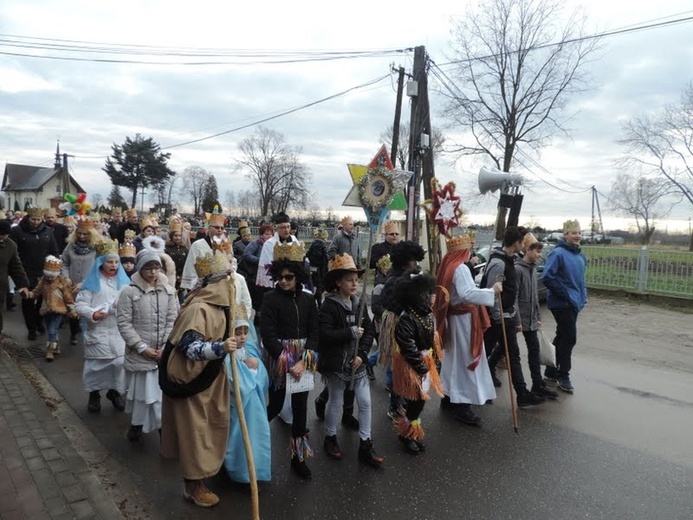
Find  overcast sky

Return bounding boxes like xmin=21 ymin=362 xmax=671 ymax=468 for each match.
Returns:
xmin=1 ymin=0 xmax=692 ymax=232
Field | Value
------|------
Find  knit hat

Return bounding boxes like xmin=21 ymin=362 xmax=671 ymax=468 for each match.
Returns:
xmin=0 ymin=221 xmax=11 ymax=235
xmin=135 ymin=250 xmax=162 ymax=273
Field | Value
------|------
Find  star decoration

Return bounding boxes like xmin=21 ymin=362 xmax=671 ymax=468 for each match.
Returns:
xmin=422 ymin=179 xmax=463 ymax=238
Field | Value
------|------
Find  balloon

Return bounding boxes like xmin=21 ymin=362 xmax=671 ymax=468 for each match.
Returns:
xmin=64 ymin=193 xmax=76 ymax=203
xmin=76 ymin=192 xmax=87 ymax=203
xmin=58 ymin=202 xmax=72 ymax=211
xmin=72 ymin=203 xmax=82 ymax=213
xmin=67 ymin=208 xmax=76 ymax=216
xmin=81 ymin=202 xmax=93 ymax=212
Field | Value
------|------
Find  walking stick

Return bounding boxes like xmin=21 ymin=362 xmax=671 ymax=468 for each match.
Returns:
xmin=227 ymin=278 xmax=260 ymax=520
xmin=349 ymin=228 xmax=375 ymax=390
xmin=495 ymin=274 xmax=519 ymax=434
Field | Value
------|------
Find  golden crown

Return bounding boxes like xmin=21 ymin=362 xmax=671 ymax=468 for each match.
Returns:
xmin=126 ymin=209 xmax=138 ymax=218
xmin=76 ymin=216 xmax=94 ymax=230
xmin=208 ymin=205 xmax=225 ymax=227
xmin=273 ymin=241 xmax=305 ymax=263
xmin=112 ymin=207 xmax=122 ymax=215
xmin=376 ymin=254 xmax=392 ymax=275
xmin=124 ymin=229 xmax=136 ymax=239
xmin=234 ymin=305 xmax=250 ymax=323
xmin=384 ymin=221 xmax=398 ymax=234
xmin=328 ymin=252 xmax=359 ymax=273
xmin=446 ymin=234 xmax=472 ymax=253
xmin=140 ymin=218 xmax=156 ymax=230
xmin=119 ymin=243 xmax=136 ymax=258
xmin=563 ymin=219 xmax=581 ymax=233
xmin=95 ymin=238 xmax=119 ymax=257
xmin=195 ymin=250 xmax=231 ymax=278
xmin=168 ymin=221 xmax=182 ymax=233
xmin=44 ymin=255 xmax=62 ymax=272
xmin=211 ymin=236 xmax=232 ymax=254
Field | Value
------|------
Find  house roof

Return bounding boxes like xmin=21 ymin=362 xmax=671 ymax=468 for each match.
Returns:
xmin=2 ymin=163 xmax=85 ymax=193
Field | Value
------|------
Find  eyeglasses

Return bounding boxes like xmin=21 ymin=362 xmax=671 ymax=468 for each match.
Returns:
xmin=276 ymin=274 xmax=296 ymax=282
xmin=142 ymin=266 xmax=161 ymax=272
xmin=387 ymin=233 xmax=400 ymax=236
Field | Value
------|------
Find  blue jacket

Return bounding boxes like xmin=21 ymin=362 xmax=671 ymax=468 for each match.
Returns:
xmin=542 ymin=239 xmax=587 ymax=312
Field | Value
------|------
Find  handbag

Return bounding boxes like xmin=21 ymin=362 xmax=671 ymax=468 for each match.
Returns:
xmin=538 ymin=330 xmax=557 ymax=368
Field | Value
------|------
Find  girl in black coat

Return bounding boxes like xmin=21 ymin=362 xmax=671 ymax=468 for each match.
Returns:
xmin=392 ymin=272 xmax=443 ymax=455
xmin=260 ymin=242 xmax=319 ymax=480
xmin=318 ymin=253 xmax=382 ymax=468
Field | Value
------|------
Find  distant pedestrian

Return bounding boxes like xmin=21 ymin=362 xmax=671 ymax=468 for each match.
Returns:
xmin=0 ymin=220 xmax=29 ymax=334
xmin=328 ymin=216 xmax=360 ymax=267
xmin=542 ymin=219 xmax=587 ymax=393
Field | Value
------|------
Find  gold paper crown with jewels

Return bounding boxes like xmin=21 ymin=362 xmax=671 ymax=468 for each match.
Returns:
xmin=208 ymin=205 xmax=225 ymax=228
xmin=211 ymin=236 xmax=232 ymax=254
xmin=43 ymin=255 xmax=62 ymax=272
xmin=195 ymin=250 xmax=231 ymax=278
xmin=119 ymin=243 xmax=136 ymax=259
xmin=76 ymin=216 xmax=94 ymax=230
xmin=273 ymin=241 xmax=305 ymax=263
xmin=124 ymin=229 xmax=136 ymax=239
xmin=376 ymin=254 xmax=392 ymax=275
xmin=95 ymin=238 xmax=119 ymax=257
xmin=446 ymin=234 xmax=472 ymax=253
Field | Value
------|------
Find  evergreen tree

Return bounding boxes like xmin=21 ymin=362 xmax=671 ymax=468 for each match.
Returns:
xmin=201 ymin=174 xmax=222 ymax=213
xmin=107 ymin=185 xmax=127 ymax=210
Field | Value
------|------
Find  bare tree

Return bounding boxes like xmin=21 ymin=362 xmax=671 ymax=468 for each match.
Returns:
xmin=91 ymin=193 xmax=104 ymax=210
xmin=618 ymin=82 xmax=693 ymax=209
xmin=237 ymin=127 xmax=312 ymax=217
xmin=442 ymin=0 xmax=599 ymax=172
xmin=379 ymin=123 xmax=446 ymax=169
xmin=179 ymin=166 xmax=210 ymax=217
xmin=609 ymin=171 xmax=678 ymax=244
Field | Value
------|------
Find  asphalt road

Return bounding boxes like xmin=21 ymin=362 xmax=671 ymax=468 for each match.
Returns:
xmin=5 ymin=295 xmax=693 ymax=520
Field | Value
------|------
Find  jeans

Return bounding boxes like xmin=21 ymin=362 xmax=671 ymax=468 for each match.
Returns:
xmin=268 ymin=388 xmax=308 ymax=438
xmin=317 ymin=386 xmax=355 ymax=414
xmin=44 ymin=313 xmax=62 ymax=343
xmin=522 ymin=329 xmax=542 ymax=388
xmin=324 ymin=375 xmax=372 ymax=440
xmin=486 ymin=318 xmax=528 ymax=393
xmin=551 ymin=307 xmax=579 ymax=378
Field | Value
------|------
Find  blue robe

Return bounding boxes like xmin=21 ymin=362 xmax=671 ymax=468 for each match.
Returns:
xmin=223 ymin=320 xmax=272 ymax=483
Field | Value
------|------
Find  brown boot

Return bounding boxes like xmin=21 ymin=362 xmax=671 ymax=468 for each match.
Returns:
xmin=183 ymin=479 xmax=219 ymax=508
xmin=45 ymin=342 xmax=54 ymax=362
xmin=52 ymin=342 xmax=61 ymax=355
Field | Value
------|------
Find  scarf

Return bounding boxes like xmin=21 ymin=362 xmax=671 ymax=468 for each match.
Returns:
xmin=73 ymin=241 xmax=92 ymax=256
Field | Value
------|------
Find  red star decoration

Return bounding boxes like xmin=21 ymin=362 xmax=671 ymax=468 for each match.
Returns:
xmin=423 ymin=181 xmax=463 ymax=238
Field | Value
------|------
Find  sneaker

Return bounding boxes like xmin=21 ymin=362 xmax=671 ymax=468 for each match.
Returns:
xmin=358 ymin=438 xmax=383 ymax=467
xmin=532 ymin=384 xmax=559 ymax=400
xmin=323 ymin=435 xmax=342 ymax=460
xmin=290 ymin=457 xmax=312 ymax=480
xmin=87 ymin=391 xmax=101 ymax=413
xmin=454 ymin=404 xmax=482 ymax=426
xmin=517 ymin=391 xmax=546 ymax=408
xmin=183 ymin=480 xmax=219 ymax=508
xmin=70 ymin=334 xmax=78 ymax=345
xmin=106 ymin=389 xmax=125 ymax=411
xmin=557 ymin=377 xmax=574 ymax=394
xmin=366 ymin=364 xmax=376 ymax=381
xmin=44 ymin=342 xmax=54 ymax=362
xmin=52 ymin=342 xmax=61 ymax=355
xmin=490 ymin=370 xmax=502 ymax=388
xmin=314 ymin=396 xmax=326 ymax=421
xmin=341 ymin=414 xmax=359 ymax=431
xmin=126 ymin=425 xmax=143 ymax=442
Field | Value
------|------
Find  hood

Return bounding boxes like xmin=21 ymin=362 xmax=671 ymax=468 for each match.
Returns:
xmin=325 ymin=292 xmax=358 ymax=312
xmin=556 ymin=237 xmax=581 ymax=253
xmin=515 ymin=257 xmax=535 ymax=270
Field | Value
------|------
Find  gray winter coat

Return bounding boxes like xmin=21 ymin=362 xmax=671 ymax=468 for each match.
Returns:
xmin=328 ymin=230 xmax=360 ymax=267
xmin=515 ymin=257 xmax=541 ymax=331
xmin=117 ymin=272 xmax=178 ymax=372
xmin=61 ymin=243 xmax=96 ymax=286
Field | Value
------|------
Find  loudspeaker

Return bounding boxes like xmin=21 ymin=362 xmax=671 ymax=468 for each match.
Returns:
xmin=478 ymin=167 xmax=523 ymax=195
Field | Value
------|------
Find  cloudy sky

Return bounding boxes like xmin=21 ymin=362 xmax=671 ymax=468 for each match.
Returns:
xmin=1 ymin=0 xmax=692 ymax=232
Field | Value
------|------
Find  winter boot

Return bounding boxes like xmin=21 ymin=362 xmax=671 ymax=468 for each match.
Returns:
xmin=183 ymin=479 xmax=219 ymax=508
xmin=87 ymin=391 xmax=101 ymax=413
xmin=106 ymin=389 xmax=125 ymax=411
xmin=398 ymin=435 xmax=420 ymax=455
xmin=44 ymin=342 xmax=54 ymax=362
xmin=314 ymin=394 xmax=326 ymax=421
xmin=290 ymin=456 xmax=312 ymax=480
xmin=52 ymin=342 xmax=61 ymax=355
xmin=126 ymin=425 xmax=143 ymax=442
xmin=323 ymin=435 xmax=342 ymax=460
xmin=454 ymin=403 xmax=482 ymax=426
xmin=358 ymin=438 xmax=383 ymax=468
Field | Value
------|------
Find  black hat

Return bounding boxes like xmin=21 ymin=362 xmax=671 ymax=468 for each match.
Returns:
xmin=0 ymin=220 xmax=11 ymax=235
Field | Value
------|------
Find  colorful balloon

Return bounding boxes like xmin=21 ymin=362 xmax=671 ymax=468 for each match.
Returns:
xmin=76 ymin=192 xmax=87 ymax=203
xmin=64 ymin=193 xmax=76 ymax=203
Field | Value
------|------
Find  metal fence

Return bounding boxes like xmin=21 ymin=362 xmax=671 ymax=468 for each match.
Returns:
xmin=583 ymin=246 xmax=693 ymax=299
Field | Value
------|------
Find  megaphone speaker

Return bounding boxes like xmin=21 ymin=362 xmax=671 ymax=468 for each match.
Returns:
xmin=478 ymin=167 xmax=522 ymax=195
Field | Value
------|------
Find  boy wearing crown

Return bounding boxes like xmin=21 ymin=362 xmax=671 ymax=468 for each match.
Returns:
xmin=25 ymin=256 xmax=77 ymax=361
xmin=116 ymin=209 xmax=140 ymax=244
xmin=260 ymin=240 xmax=319 ymax=480
xmin=75 ymin=238 xmax=131 ymax=413
xmin=160 ymin=250 xmax=238 ymax=508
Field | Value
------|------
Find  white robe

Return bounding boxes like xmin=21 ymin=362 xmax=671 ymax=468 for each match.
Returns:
xmin=255 ymin=233 xmax=299 ymax=289
xmin=180 ymin=237 xmax=252 ymax=316
xmin=440 ymin=263 xmax=497 ymax=405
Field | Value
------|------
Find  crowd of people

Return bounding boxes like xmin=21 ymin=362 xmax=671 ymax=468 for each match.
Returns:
xmin=0 ymin=205 xmax=587 ymax=509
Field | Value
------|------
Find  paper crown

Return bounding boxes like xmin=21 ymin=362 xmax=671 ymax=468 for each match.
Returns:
xmin=446 ymin=234 xmax=472 ymax=253
xmin=211 ymin=236 xmax=232 ymax=255
xmin=75 ymin=216 xmax=94 ymax=230
xmin=313 ymin=229 xmax=328 ymax=240
xmin=119 ymin=243 xmax=136 ymax=259
xmin=140 ymin=218 xmax=156 ymax=230
xmin=27 ymin=207 xmax=43 ymax=218
xmin=384 ymin=221 xmax=398 ymax=234
xmin=328 ymin=253 xmax=361 ymax=273
xmin=95 ymin=238 xmax=119 ymax=257
xmin=240 ymin=227 xmax=251 ymax=238
xmin=340 ymin=215 xmax=353 ymax=225
xmin=273 ymin=241 xmax=305 ymax=263
xmin=195 ymin=250 xmax=231 ymax=278
xmin=376 ymin=254 xmax=392 ymax=275
xmin=522 ymin=232 xmax=538 ymax=250
xmin=124 ymin=229 xmax=136 ymax=239
xmin=168 ymin=221 xmax=182 ymax=233
xmin=44 ymin=255 xmax=62 ymax=272
xmin=234 ymin=305 xmax=250 ymax=323
xmin=208 ymin=205 xmax=225 ymax=227
xmin=563 ymin=219 xmax=581 ymax=233
xmin=126 ymin=209 xmax=138 ymax=218
xmin=112 ymin=207 xmax=122 ymax=216
xmin=44 ymin=207 xmax=57 ymax=217
xmin=238 ymin=220 xmax=248 ymax=229
xmin=63 ymin=216 xmax=76 ymax=226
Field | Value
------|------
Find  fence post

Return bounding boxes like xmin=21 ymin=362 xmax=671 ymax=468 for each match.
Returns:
xmin=635 ymin=246 xmax=649 ymax=292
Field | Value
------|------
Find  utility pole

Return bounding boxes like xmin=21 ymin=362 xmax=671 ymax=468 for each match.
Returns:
xmin=405 ymin=46 xmax=426 ymax=242
xmin=390 ymin=66 xmax=406 ymax=168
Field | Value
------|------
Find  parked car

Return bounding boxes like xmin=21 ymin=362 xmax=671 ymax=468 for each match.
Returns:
xmin=473 ymin=243 xmax=555 ymax=302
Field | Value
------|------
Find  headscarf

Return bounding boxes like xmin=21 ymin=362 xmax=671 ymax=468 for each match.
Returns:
xmin=81 ymin=254 xmax=131 ymax=292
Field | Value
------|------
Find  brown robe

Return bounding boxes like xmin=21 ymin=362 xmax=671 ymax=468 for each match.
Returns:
xmin=160 ymin=277 xmax=235 ymax=480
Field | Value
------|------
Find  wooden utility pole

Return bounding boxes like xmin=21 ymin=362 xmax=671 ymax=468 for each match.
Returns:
xmin=406 ymin=46 xmax=426 ymax=242
xmin=390 ymin=66 xmax=406 ymax=168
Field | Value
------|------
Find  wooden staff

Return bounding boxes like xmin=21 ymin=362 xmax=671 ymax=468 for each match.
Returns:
xmin=226 ymin=278 xmax=260 ymax=519
xmin=349 ymin=227 xmax=375 ymax=390
xmin=495 ymin=274 xmax=519 ymax=434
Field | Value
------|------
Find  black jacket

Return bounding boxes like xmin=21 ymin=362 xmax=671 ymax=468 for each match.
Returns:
xmin=394 ymin=306 xmax=433 ymax=375
xmin=46 ymin=223 xmax=69 ymax=253
xmin=317 ymin=294 xmax=374 ymax=374
xmin=10 ymin=218 xmax=59 ymax=280
xmin=369 ymin=241 xmax=394 ymax=285
xmin=260 ymin=285 xmax=319 ymax=359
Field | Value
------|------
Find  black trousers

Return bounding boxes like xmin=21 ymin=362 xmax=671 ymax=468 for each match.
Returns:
xmin=21 ymin=278 xmax=42 ymax=334
xmin=405 ymin=398 xmax=425 ymax=422
xmin=551 ymin=307 xmax=579 ymax=378
xmin=267 ymin=388 xmax=308 ymax=439
xmin=486 ymin=318 xmax=528 ymax=393
xmin=522 ymin=329 xmax=542 ymax=388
